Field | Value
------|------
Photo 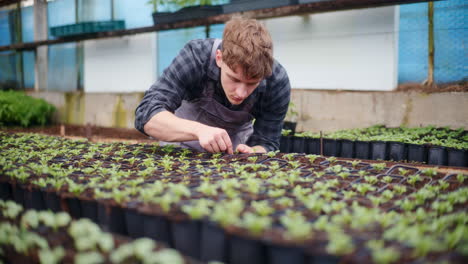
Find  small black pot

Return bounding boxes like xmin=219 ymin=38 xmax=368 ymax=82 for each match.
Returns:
xmin=371 ymin=141 xmax=388 ymax=161
xmin=291 ymin=136 xmax=306 ymax=153
xmin=282 ymin=121 xmax=297 ymax=134
xmin=427 ymin=146 xmax=448 ymax=166
xmin=42 ymin=191 xmax=62 ymax=212
xmin=124 ymin=208 xmax=145 ymax=239
xmin=447 ymin=148 xmax=467 ymax=167
xmin=307 ymin=254 xmax=341 ymax=264
xmin=267 ymin=243 xmax=305 ymax=264
xmin=0 ymin=181 xmax=12 ymax=200
xmin=24 ymin=188 xmax=46 ymax=210
xmin=323 ymin=139 xmax=341 ymax=157
xmin=354 ymin=141 xmax=371 ymax=159
xmin=200 ymin=222 xmax=228 ymax=262
xmin=305 ymin=138 xmax=320 ymax=155
xmin=172 ymin=219 xmax=202 ymax=259
xmin=80 ymin=199 xmax=98 ymax=222
xmin=407 ymin=143 xmax=428 ymax=163
xmin=280 ymin=136 xmax=292 ymax=153
xmin=12 ymin=184 xmax=26 ymax=206
xmin=340 ymin=140 xmax=355 ymax=158
xmin=143 ymin=213 xmax=173 ymax=246
xmin=97 ymin=202 xmax=127 ymax=235
xmin=229 ymin=234 xmax=266 ymax=264
xmin=65 ymin=197 xmax=82 ymax=219
xmin=388 ymin=142 xmax=407 ymax=162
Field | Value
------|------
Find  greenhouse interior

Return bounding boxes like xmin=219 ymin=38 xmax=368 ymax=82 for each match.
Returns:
xmin=0 ymin=0 xmax=467 ymax=263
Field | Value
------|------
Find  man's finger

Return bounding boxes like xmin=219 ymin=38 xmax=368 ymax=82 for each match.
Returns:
xmin=216 ymin=135 xmax=228 ymax=153
xmin=221 ymin=133 xmax=233 ymax=154
xmin=201 ymin=142 xmax=213 ymax=153
xmin=236 ymin=144 xmax=252 ymax=154
xmin=210 ymin=141 xmax=220 ymax=153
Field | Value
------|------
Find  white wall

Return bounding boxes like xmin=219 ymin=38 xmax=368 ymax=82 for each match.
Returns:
xmin=264 ymin=6 xmax=398 ymax=91
xmin=84 ymin=32 xmax=157 ymax=93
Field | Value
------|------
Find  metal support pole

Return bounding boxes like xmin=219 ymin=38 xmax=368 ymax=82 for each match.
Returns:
xmin=15 ymin=1 xmax=24 ymax=90
xmin=423 ymin=1 xmax=434 ymax=87
xmin=34 ymin=0 xmax=48 ymax=91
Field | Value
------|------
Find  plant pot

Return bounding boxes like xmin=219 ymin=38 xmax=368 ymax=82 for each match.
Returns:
xmin=223 ymin=0 xmax=298 ymax=13
xmin=12 ymin=184 xmax=26 ymax=206
xmin=200 ymin=222 xmax=228 ymax=262
xmin=388 ymin=142 xmax=408 ymax=162
xmin=291 ymin=136 xmax=306 ymax=153
xmin=282 ymin=121 xmax=297 ymax=134
xmin=307 ymin=254 xmax=341 ymax=264
xmin=355 ymin=141 xmax=371 ymax=159
xmin=323 ymin=139 xmax=341 ymax=157
xmin=143 ymin=214 xmax=173 ymax=246
xmin=42 ymin=191 xmax=62 ymax=212
xmin=97 ymin=202 xmax=127 ymax=235
xmin=305 ymin=138 xmax=320 ymax=155
xmin=267 ymin=243 xmax=305 ymax=264
xmin=229 ymin=234 xmax=266 ymax=264
xmin=124 ymin=207 xmax=145 ymax=239
xmin=280 ymin=136 xmax=292 ymax=153
xmin=152 ymin=5 xmax=222 ymax=25
xmin=427 ymin=146 xmax=448 ymax=166
xmin=371 ymin=141 xmax=388 ymax=161
xmin=407 ymin=143 xmax=428 ymax=163
xmin=24 ymin=188 xmax=45 ymax=210
xmin=64 ymin=197 xmax=82 ymax=219
xmin=172 ymin=219 xmax=202 ymax=259
xmin=0 ymin=181 xmax=12 ymax=200
xmin=80 ymin=199 xmax=98 ymax=222
xmin=447 ymin=148 xmax=467 ymax=167
xmin=340 ymin=140 xmax=355 ymax=158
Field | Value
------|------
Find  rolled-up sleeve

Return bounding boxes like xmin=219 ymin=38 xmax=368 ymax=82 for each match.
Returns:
xmin=247 ymin=62 xmax=291 ymax=151
xmin=135 ymin=40 xmax=207 ymax=135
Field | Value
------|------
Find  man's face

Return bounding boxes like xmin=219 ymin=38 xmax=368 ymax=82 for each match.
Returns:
xmin=215 ymin=50 xmax=262 ymax=105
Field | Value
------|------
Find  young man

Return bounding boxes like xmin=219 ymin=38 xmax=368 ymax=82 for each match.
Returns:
xmin=135 ymin=17 xmax=291 ymax=154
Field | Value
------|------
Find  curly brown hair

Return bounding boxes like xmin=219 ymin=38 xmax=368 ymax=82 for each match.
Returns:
xmin=222 ymin=17 xmax=273 ymax=79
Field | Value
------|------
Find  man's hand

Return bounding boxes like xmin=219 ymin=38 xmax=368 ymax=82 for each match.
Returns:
xmin=195 ymin=124 xmax=233 ymax=154
xmin=236 ymin=144 xmax=266 ymax=154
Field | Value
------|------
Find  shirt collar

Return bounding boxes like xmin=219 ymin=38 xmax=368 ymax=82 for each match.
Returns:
xmin=207 ymin=40 xmax=222 ymax=81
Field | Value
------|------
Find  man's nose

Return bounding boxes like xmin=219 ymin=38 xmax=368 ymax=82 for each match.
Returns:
xmin=236 ymin=85 xmax=248 ymax=99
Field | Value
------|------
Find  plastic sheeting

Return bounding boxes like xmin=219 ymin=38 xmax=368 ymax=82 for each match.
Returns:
xmin=398 ymin=0 xmax=467 ymax=84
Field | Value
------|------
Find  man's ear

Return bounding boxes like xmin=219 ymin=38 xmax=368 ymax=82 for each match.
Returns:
xmin=215 ymin=49 xmax=222 ymax=68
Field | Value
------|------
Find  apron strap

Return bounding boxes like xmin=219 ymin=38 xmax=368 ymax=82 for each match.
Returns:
xmin=204 ymin=38 xmax=223 ymax=98
xmin=210 ymin=38 xmax=222 ymax=62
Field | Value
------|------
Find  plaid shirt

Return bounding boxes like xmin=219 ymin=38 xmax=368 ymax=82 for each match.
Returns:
xmin=135 ymin=38 xmax=291 ymax=151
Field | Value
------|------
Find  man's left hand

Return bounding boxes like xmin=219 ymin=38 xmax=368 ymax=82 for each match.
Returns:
xmin=236 ymin=144 xmax=266 ymax=154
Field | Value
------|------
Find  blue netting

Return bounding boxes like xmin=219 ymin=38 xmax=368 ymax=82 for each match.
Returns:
xmin=0 ymin=9 xmax=21 ymax=89
xmin=157 ymin=24 xmax=225 ymax=77
xmin=114 ymin=0 xmax=153 ymax=29
xmin=398 ymin=0 xmax=467 ymax=84
xmin=156 ymin=0 xmax=230 ymax=76
xmin=47 ymin=0 xmax=78 ymax=91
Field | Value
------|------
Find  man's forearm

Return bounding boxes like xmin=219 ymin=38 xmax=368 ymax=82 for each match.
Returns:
xmin=143 ymin=111 xmax=202 ymax=142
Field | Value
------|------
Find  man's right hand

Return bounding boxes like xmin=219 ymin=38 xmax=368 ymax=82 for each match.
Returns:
xmin=195 ymin=124 xmax=233 ymax=154
xmin=144 ymin=111 xmax=233 ymax=154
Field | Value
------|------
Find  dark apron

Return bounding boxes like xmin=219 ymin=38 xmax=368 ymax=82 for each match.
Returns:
xmin=160 ymin=39 xmax=254 ymax=152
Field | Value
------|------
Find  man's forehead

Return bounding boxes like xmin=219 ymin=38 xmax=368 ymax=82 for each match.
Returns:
xmin=228 ymin=65 xmax=262 ymax=83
